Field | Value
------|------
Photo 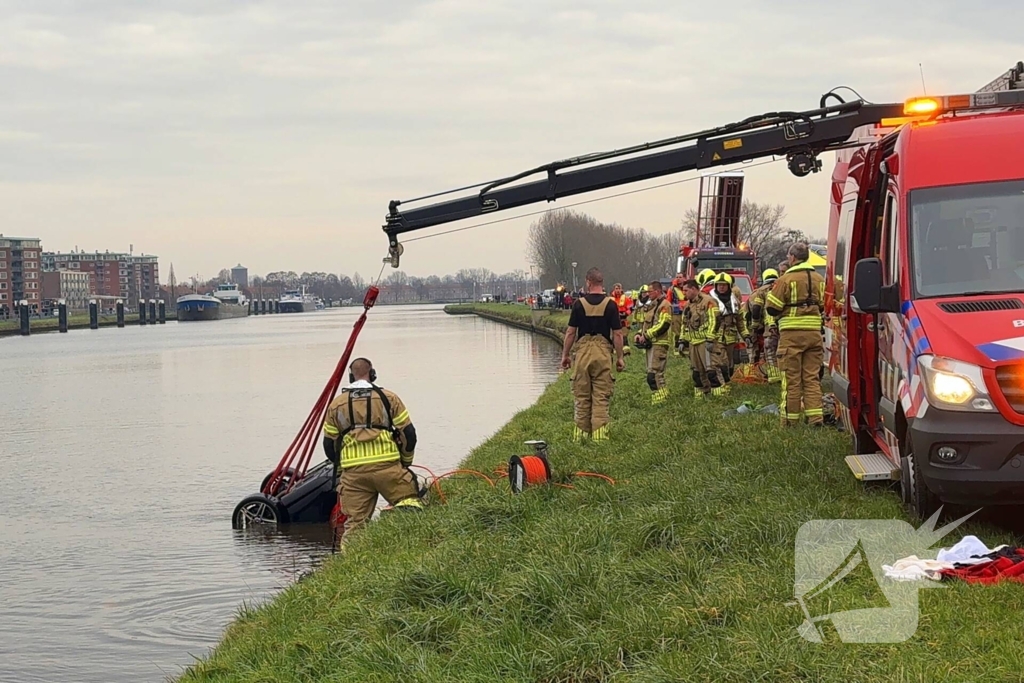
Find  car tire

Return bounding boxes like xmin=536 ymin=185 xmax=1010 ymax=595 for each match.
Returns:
xmin=900 ymin=433 xmax=941 ymax=520
xmin=232 ymin=494 xmax=281 ymax=529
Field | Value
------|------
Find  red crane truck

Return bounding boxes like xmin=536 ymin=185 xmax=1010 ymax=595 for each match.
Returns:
xmin=381 ymin=61 xmax=1024 ymax=516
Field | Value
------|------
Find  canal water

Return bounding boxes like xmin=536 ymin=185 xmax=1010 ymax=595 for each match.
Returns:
xmin=0 ymin=305 xmax=560 ymax=683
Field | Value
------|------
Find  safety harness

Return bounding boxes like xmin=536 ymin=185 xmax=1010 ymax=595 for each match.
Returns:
xmin=339 ymin=384 xmax=398 ymax=441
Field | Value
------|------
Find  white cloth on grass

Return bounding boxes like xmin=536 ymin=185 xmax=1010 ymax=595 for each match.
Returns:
xmin=882 ymin=556 xmax=951 ymax=581
xmin=936 ymin=535 xmax=1003 ymax=565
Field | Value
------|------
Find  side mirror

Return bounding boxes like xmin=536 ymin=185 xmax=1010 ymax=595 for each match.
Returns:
xmin=851 ymin=258 xmax=899 ymax=314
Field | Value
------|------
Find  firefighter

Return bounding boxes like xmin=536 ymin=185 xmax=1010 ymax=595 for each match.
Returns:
xmin=322 ymin=358 xmax=422 ymax=540
xmin=749 ymin=268 xmax=781 ymax=382
xmin=561 ymin=268 xmax=625 ymax=442
xmin=681 ymin=279 xmax=725 ymax=397
xmin=666 ymin=274 xmax=687 ymax=355
xmin=766 ymin=243 xmax=827 ymax=426
xmin=635 ymin=280 xmax=672 ymax=404
xmin=610 ymin=283 xmax=633 ymax=328
xmin=631 ymin=285 xmax=650 ymax=329
xmin=709 ymin=272 xmax=746 ymax=386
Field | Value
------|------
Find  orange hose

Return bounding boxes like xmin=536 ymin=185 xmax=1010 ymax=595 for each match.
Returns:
xmin=435 ymin=469 xmax=496 ymax=487
xmin=573 ymin=472 xmax=616 ymax=485
xmin=519 ymin=455 xmax=550 ymax=485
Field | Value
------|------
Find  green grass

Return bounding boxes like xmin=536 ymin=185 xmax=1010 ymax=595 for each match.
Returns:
xmin=181 ymin=305 xmax=1024 ymax=683
xmin=0 ymin=311 xmax=176 ymax=335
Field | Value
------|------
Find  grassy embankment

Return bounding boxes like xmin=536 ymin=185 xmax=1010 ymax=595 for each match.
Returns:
xmin=182 ymin=303 xmax=1024 ymax=683
xmin=0 ymin=312 xmax=178 ymax=336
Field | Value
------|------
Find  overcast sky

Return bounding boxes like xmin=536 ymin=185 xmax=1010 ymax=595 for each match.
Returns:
xmin=1 ymin=1 xmax=1017 ymax=280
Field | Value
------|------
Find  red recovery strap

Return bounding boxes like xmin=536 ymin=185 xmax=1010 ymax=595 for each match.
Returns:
xmin=263 ymin=285 xmax=380 ymax=496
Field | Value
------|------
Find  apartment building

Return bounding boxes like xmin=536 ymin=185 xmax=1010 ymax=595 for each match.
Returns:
xmin=0 ymin=235 xmax=43 ymax=312
xmin=43 ymin=250 xmax=160 ymax=304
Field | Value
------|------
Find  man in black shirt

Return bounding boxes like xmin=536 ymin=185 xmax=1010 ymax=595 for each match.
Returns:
xmin=560 ymin=267 xmax=625 ymax=442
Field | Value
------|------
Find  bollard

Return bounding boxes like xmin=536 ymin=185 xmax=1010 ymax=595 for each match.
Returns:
xmin=261 ymin=299 xmax=267 ymax=314
xmin=158 ymin=300 xmax=166 ymax=324
xmin=249 ymin=299 xmax=255 ymax=315
xmin=19 ymin=300 xmax=29 ymax=336
xmin=274 ymin=299 xmax=280 ymax=314
xmin=117 ymin=300 xmax=125 ymax=327
xmin=89 ymin=300 xmax=98 ymax=330
xmin=59 ymin=300 xmax=69 ymax=333
xmin=148 ymin=299 xmax=156 ymax=325
xmin=139 ymin=300 xmax=147 ymax=325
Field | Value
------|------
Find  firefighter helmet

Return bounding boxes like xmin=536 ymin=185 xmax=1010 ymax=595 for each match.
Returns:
xmin=714 ymin=272 xmax=734 ymax=286
xmin=696 ymin=268 xmax=715 ymax=286
xmin=761 ymin=268 xmax=779 ymax=283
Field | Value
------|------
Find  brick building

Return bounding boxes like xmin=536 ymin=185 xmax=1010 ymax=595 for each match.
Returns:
xmin=0 ymin=234 xmax=43 ymax=313
xmin=42 ymin=250 xmax=160 ymax=305
xmin=42 ymin=270 xmax=93 ymax=310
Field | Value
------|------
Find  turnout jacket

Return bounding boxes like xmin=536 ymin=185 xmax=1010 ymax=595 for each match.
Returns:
xmin=765 ymin=261 xmax=826 ymax=331
xmin=681 ymin=293 xmax=718 ymax=344
xmin=641 ymin=296 xmax=673 ymax=347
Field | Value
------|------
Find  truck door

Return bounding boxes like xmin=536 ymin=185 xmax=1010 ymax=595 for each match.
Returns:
xmin=860 ymin=184 xmax=901 ymax=456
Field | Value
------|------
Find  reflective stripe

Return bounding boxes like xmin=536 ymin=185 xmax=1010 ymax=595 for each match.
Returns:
xmin=394 ymin=498 xmax=423 ymax=509
xmin=322 ymin=423 xmax=340 ymax=436
xmin=778 ymin=317 xmax=822 ymax=331
xmin=393 ymin=410 xmax=410 ymax=425
xmin=766 ymin=292 xmax=784 ymax=309
xmin=340 ymin=431 xmax=401 ymax=468
xmin=804 ymin=408 xmax=824 ymax=417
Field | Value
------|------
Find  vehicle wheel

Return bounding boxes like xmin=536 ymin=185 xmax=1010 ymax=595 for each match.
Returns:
xmin=232 ymin=494 xmax=281 ymax=529
xmin=900 ymin=434 xmax=941 ymax=520
xmin=260 ymin=468 xmax=295 ymax=496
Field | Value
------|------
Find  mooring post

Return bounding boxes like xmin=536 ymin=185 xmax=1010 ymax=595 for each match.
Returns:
xmin=59 ymin=300 xmax=69 ymax=333
xmin=19 ymin=300 xmax=30 ymax=336
xmin=147 ymin=299 xmax=156 ymax=325
xmin=116 ymin=300 xmax=125 ymax=327
xmin=261 ymin=299 xmax=267 ymax=314
xmin=274 ymin=299 xmax=280 ymax=314
xmin=139 ymin=300 xmax=147 ymax=325
xmin=89 ymin=300 xmax=98 ymax=330
xmin=158 ymin=300 xmax=166 ymax=324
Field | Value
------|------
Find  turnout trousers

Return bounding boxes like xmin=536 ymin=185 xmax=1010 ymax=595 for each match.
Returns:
xmin=670 ymin=314 xmax=682 ymax=354
xmin=691 ymin=341 xmax=726 ymax=396
xmin=764 ymin=328 xmax=781 ymax=383
xmin=777 ymin=329 xmax=824 ymax=425
xmin=646 ymin=344 xmax=669 ymax=403
xmin=338 ymin=460 xmax=420 ymax=536
xmin=712 ymin=340 xmax=735 ymax=383
xmin=572 ymin=335 xmax=615 ymax=439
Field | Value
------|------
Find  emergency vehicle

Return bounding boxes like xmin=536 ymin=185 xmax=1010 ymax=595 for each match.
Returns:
xmin=381 ymin=61 xmax=1024 ymax=517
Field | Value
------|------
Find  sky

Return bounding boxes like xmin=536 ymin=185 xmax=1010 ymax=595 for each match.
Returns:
xmin=1 ymin=0 xmax=1018 ymax=280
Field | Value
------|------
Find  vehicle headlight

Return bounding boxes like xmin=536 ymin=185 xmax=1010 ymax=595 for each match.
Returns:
xmin=918 ymin=355 xmax=996 ymax=412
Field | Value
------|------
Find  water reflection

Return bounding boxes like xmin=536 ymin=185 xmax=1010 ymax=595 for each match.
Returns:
xmin=0 ymin=305 xmax=560 ymax=683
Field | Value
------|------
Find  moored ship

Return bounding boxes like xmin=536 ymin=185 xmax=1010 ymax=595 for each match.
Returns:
xmin=177 ymin=283 xmax=250 ymax=321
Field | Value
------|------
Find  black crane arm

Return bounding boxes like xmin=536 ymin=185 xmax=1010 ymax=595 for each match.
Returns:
xmin=382 ymin=99 xmax=904 ymax=266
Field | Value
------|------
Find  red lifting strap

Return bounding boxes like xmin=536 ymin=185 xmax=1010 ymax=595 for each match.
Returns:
xmin=263 ymin=286 xmax=380 ymax=497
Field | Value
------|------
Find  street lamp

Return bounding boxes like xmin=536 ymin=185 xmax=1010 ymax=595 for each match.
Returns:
xmin=571 ymin=262 xmax=578 ymax=291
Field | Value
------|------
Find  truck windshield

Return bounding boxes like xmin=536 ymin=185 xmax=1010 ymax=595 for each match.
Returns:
xmin=691 ymin=258 xmax=757 ymax=279
xmin=911 ymin=179 xmax=1024 ymax=298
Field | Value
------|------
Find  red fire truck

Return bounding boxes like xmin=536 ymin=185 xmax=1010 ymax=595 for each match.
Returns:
xmin=382 ymin=61 xmax=1024 ymax=516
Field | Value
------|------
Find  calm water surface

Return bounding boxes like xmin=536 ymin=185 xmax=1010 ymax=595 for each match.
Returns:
xmin=0 ymin=305 xmax=560 ymax=682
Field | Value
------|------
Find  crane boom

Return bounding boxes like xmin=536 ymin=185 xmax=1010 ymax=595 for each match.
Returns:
xmin=382 ymin=98 xmax=905 ymax=266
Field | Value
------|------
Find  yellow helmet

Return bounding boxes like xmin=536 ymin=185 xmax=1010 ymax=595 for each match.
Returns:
xmin=762 ymin=268 xmax=779 ymax=283
xmin=714 ymin=272 xmax=734 ymax=286
xmin=696 ymin=268 xmax=715 ymax=286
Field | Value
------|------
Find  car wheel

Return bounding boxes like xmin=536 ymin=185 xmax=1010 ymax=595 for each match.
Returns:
xmin=900 ymin=433 xmax=940 ymax=520
xmin=232 ymin=494 xmax=281 ymax=529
